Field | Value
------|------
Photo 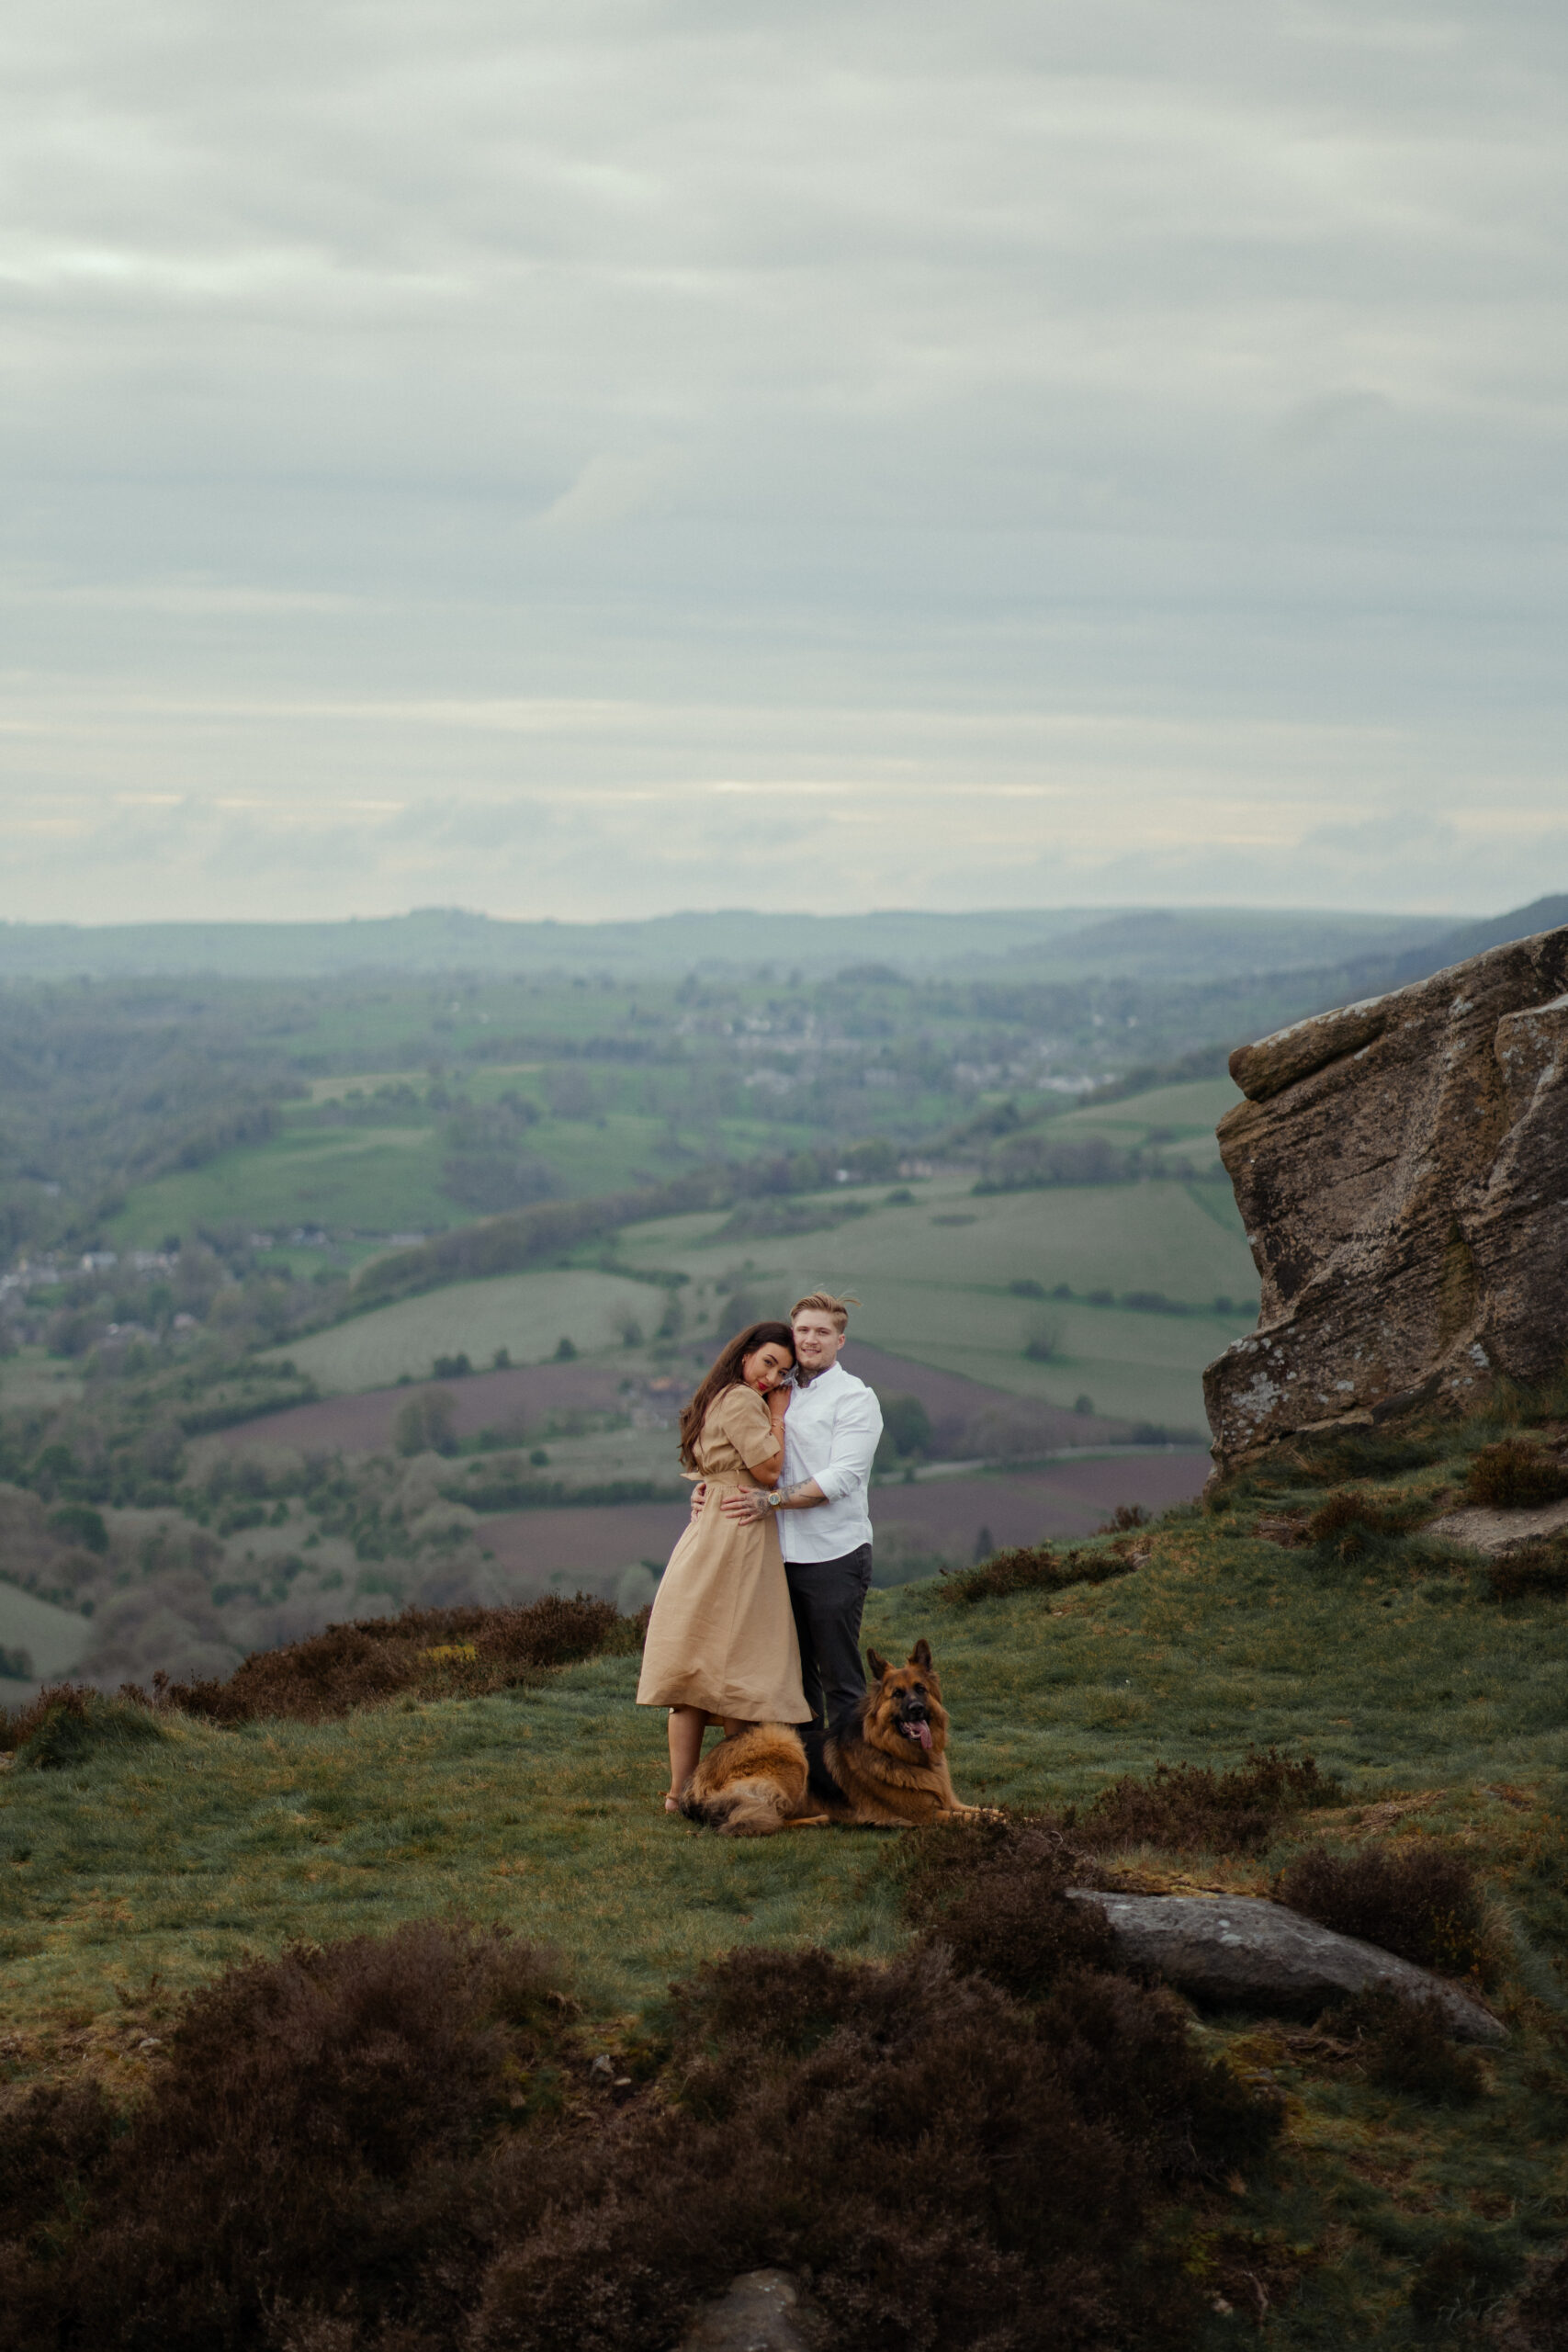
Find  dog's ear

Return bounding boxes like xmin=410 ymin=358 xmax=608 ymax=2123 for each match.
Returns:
xmin=909 ymin=1638 xmax=932 ymax=1670
xmin=865 ymin=1647 xmax=889 ymax=1682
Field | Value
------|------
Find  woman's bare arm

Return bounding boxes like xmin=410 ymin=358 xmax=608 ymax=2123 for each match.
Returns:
xmin=750 ymin=1388 xmax=790 ymax=1487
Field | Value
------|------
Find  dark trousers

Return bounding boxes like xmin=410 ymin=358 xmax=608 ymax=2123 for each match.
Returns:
xmin=785 ymin=1545 xmax=874 ymax=1730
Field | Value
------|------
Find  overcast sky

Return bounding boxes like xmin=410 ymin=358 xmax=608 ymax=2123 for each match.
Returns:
xmin=2 ymin=0 xmax=1564 ymax=923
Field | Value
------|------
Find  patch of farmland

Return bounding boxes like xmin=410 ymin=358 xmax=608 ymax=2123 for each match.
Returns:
xmin=466 ymin=1452 xmax=1212 ymax=1599
xmin=1043 ymin=1073 xmax=1244 ymax=1169
xmin=109 ymin=1123 xmax=458 ymax=1251
xmin=219 ymin=1359 xmax=633 ymax=1455
xmin=621 ymin=1171 xmax=1257 ymax=1429
xmin=265 ymin=1270 xmax=662 ymax=1394
xmin=108 ymin=1102 xmax=812 ymax=1255
xmin=0 ymin=1580 xmax=95 ymax=1698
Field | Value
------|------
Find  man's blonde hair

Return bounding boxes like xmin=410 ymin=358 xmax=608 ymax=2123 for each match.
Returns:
xmin=791 ymin=1290 xmax=860 ymax=1334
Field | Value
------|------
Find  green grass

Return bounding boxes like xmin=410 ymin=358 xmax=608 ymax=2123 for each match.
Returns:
xmin=6 ymin=1513 xmax=1566 ymax=2039
xmin=273 ymin=1268 xmax=666 ymax=1392
xmin=236 ymin=1078 xmax=1260 ymax=1426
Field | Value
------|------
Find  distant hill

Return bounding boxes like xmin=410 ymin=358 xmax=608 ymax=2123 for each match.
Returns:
xmin=0 ymin=902 xmax=1450 ymax=984
xmin=1384 ymin=894 xmax=1568 ymax=987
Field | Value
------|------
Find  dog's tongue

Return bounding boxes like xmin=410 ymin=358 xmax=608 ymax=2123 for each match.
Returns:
xmin=906 ymin=1720 xmax=932 ymax=1750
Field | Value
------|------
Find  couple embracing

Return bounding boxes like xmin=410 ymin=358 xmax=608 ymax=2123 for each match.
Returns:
xmin=637 ymin=1291 xmax=883 ymax=1812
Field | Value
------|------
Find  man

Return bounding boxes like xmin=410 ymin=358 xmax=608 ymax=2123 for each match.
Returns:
xmin=719 ymin=1290 xmax=883 ymax=1731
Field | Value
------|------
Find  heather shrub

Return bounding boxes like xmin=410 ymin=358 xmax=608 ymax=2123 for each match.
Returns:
xmin=156 ymin=1595 xmax=625 ymax=1725
xmin=0 ymin=1921 xmax=572 ymax=2352
xmin=1466 ymin=1439 xmax=1568 ymax=1510
xmin=1487 ymin=1535 xmax=1568 ymax=1600
xmin=1409 ymin=2229 xmax=1520 ymax=2329
xmin=941 ymin=1541 xmax=1134 ymax=1606
xmin=899 ymin=1813 xmax=1115 ymax=1997
xmin=1300 ymin=1487 xmax=1428 ymax=1562
xmin=1324 ymin=1984 xmax=1486 ymax=2105
xmin=1278 ymin=1841 xmax=1494 ymax=1981
xmin=478 ymin=1941 xmax=1278 ymax=2352
xmin=1516 ymin=2245 xmax=1568 ymax=2349
xmin=0 ymin=2078 xmax=116 ymax=2236
xmin=0 ymin=1918 xmax=1283 ymax=2352
xmin=4 ymin=1684 xmax=166 ymax=1768
xmin=1078 ymin=1747 xmax=1333 ymax=1856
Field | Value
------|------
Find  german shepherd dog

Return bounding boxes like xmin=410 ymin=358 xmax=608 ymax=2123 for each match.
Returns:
xmin=679 ymin=1640 xmax=976 ymax=1837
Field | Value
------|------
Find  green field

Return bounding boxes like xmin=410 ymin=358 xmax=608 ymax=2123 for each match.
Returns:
xmin=107 ymin=1098 xmax=807 ymax=1255
xmin=263 ymin=1131 xmax=1260 ymax=1429
xmin=1048 ymin=1074 xmax=1242 ymax=1169
xmin=0 ymin=1580 xmax=95 ymax=1688
xmin=617 ymin=1166 xmax=1258 ymax=1428
xmin=275 ymin=1269 xmax=665 ymax=1393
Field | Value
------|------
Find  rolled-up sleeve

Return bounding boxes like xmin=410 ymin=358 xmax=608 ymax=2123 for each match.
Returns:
xmin=815 ymin=1383 xmax=884 ymax=1501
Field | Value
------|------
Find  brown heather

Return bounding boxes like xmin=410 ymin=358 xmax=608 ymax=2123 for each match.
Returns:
xmin=1464 ymin=1437 xmax=1568 ymax=1510
xmin=1277 ymin=1840 xmax=1495 ymax=1983
xmin=0 ymin=1835 xmax=1284 ymax=2352
xmin=1076 ymin=1747 xmax=1334 ymax=1857
xmin=940 ymin=1540 xmax=1135 ymax=1606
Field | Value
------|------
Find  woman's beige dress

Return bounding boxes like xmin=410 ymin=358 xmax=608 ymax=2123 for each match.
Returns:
xmin=636 ymin=1384 xmax=807 ymax=1723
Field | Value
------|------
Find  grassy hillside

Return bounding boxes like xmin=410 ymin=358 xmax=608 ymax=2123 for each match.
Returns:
xmin=6 ymin=1406 xmax=1568 ymax=2346
xmin=7 ymin=1483 xmax=1564 ymax=2031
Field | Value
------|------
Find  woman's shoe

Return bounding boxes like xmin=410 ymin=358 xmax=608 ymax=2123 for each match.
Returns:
xmin=663 ymin=1793 xmax=682 ymax=1814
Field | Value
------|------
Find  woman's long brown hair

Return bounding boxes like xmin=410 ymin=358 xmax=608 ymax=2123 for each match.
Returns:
xmin=678 ymin=1320 xmax=795 ymax=1470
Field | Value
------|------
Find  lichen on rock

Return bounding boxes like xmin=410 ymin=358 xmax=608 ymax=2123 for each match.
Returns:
xmin=1204 ymin=924 xmax=1568 ymax=1469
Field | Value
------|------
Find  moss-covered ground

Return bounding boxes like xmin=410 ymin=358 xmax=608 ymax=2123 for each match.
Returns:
xmin=5 ymin=1437 xmax=1568 ymax=2344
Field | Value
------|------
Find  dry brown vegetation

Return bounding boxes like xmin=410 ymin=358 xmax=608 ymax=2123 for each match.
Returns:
xmin=1276 ymin=1840 xmax=1495 ymax=1983
xmin=0 ymin=1594 xmax=631 ymax=1746
xmin=1464 ymin=1436 xmax=1568 ymax=1510
xmin=939 ymin=1538 xmax=1138 ymax=1606
xmin=1074 ymin=1747 xmax=1334 ymax=1857
xmin=150 ymin=1594 xmax=628 ymax=1725
xmin=0 ymin=1840 xmax=1284 ymax=2352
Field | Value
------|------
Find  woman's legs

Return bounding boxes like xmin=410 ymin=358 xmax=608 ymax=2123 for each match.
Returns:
xmin=665 ymin=1712 xmax=755 ymax=1809
xmin=666 ymin=1706 xmax=706 ymax=1804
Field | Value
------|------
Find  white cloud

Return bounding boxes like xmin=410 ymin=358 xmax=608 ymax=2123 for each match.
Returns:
xmin=0 ymin=0 xmax=1563 ymax=921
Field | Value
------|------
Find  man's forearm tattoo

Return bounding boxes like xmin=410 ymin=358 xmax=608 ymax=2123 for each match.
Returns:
xmin=765 ymin=1480 xmax=816 ymax=1510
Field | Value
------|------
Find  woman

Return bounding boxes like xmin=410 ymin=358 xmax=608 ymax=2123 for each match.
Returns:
xmin=637 ymin=1320 xmax=806 ymax=1812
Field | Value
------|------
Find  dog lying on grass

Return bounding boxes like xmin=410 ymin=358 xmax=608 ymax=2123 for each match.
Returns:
xmin=680 ymin=1639 xmax=979 ymax=1836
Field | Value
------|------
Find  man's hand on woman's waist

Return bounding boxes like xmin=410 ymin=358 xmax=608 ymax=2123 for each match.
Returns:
xmin=719 ymin=1478 xmax=826 ymax=1524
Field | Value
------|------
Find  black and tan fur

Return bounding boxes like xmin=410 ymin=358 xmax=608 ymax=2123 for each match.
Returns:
xmin=679 ymin=1640 xmax=976 ymax=1837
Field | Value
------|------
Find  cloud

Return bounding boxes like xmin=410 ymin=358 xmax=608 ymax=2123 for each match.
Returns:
xmin=0 ymin=0 xmax=1563 ymax=921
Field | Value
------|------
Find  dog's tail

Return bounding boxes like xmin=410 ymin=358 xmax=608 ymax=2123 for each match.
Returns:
xmin=682 ymin=1776 xmax=795 ymax=1838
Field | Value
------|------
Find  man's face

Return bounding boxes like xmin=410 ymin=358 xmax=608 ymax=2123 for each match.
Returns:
xmin=792 ymin=1311 xmax=843 ymax=1373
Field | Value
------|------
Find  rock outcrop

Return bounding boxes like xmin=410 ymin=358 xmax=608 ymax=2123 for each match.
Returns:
xmin=676 ymin=2270 xmax=823 ymax=2352
xmin=1067 ymin=1891 xmax=1505 ymax=2042
xmin=1204 ymin=924 xmax=1568 ymax=1468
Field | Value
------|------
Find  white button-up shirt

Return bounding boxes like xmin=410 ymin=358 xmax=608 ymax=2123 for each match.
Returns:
xmin=776 ymin=1357 xmax=883 ymax=1563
